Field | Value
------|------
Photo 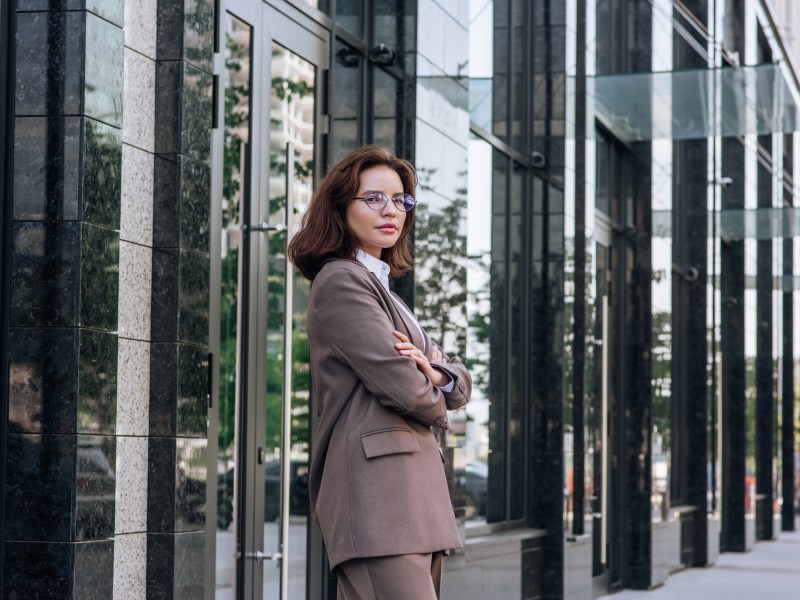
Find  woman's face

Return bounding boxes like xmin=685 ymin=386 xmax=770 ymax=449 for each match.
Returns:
xmin=346 ymin=165 xmax=407 ymax=259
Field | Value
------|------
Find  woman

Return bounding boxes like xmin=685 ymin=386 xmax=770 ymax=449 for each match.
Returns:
xmin=288 ymin=146 xmax=471 ymax=599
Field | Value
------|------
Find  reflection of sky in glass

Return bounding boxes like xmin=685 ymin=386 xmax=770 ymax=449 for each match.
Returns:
xmin=465 ymin=137 xmax=491 ymax=446
xmin=469 ymin=1 xmax=492 ymax=78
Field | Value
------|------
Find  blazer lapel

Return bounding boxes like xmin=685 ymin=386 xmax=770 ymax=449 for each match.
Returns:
xmin=388 ymin=290 xmax=427 ymax=354
xmin=351 ymin=259 xmax=427 ymax=352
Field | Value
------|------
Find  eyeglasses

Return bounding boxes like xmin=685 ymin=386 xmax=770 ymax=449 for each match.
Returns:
xmin=353 ymin=191 xmax=417 ymax=212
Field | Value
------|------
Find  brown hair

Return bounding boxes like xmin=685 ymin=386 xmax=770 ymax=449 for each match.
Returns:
xmin=288 ymin=145 xmax=417 ymax=281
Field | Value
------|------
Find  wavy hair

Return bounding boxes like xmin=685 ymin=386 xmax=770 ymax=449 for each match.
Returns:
xmin=288 ymin=145 xmax=417 ymax=281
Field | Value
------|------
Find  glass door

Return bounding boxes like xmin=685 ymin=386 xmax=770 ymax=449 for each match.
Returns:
xmin=212 ymin=2 xmax=328 ymax=598
xmin=591 ymin=237 xmax=611 ymax=596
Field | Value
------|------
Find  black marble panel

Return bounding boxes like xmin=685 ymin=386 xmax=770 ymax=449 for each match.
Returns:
xmin=148 ymin=437 xmax=178 ymax=532
xmin=146 ymin=534 xmax=174 ymax=599
xmin=4 ymin=434 xmax=74 ymax=540
xmin=7 ymin=328 xmax=116 ymax=434
xmin=175 ymin=437 xmax=207 ymax=531
xmin=8 ymin=327 xmax=79 ymax=434
xmin=720 ymin=138 xmax=746 ymax=551
xmin=14 ymin=12 xmax=122 ymax=127
xmin=671 ymin=140 xmax=709 ymax=569
xmin=151 ymin=248 xmax=180 ymax=342
xmin=153 ymin=154 xmax=210 ymax=254
xmin=4 ymin=434 xmax=116 ymax=541
xmin=3 ymin=541 xmax=72 ymax=598
xmin=17 ymin=0 xmax=124 ymax=28
xmin=782 ymin=240 xmax=795 ymax=531
xmin=755 ymin=236 xmax=774 ymax=540
xmin=150 ymin=343 xmax=179 ymax=435
xmin=150 ymin=343 xmax=208 ymax=437
xmin=74 ymin=435 xmax=117 ymax=540
xmin=82 ymin=118 xmax=122 ymax=228
xmin=77 ymin=329 xmax=118 ymax=433
xmin=11 ymin=221 xmax=80 ymax=327
xmin=155 ymin=61 xmax=212 ymax=164
xmin=13 ymin=117 xmax=82 ymax=221
xmin=15 ymin=11 xmax=84 ymax=116
xmin=173 ymin=531 xmax=205 ymax=598
xmin=10 ymin=222 xmax=118 ymax=329
xmin=151 ymin=248 xmax=209 ymax=345
xmin=72 ymin=539 xmax=115 ymax=599
xmin=13 ymin=117 xmax=121 ymax=228
xmin=83 ymin=11 xmax=123 ymax=127
xmin=148 ymin=438 xmax=207 ymax=533
xmin=521 ymin=535 xmax=544 ymax=600
xmin=179 ymin=250 xmax=209 ymax=345
xmin=146 ymin=532 xmax=205 ymax=599
xmin=156 ymin=0 xmax=214 ymax=73
xmin=79 ymin=223 xmax=119 ymax=330
xmin=176 ymin=344 xmax=208 ymax=437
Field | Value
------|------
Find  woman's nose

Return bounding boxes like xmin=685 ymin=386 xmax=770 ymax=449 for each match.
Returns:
xmin=381 ymin=198 xmax=398 ymax=216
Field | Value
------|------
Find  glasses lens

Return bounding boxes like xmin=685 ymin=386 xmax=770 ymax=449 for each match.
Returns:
xmin=399 ymin=194 xmax=416 ymax=211
xmin=364 ymin=192 xmax=387 ymax=210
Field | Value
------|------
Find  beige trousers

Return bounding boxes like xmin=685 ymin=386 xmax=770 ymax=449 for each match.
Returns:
xmin=335 ymin=552 xmax=444 ymax=600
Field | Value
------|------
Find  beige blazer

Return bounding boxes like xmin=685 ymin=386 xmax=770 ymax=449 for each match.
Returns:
xmin=307 ymin=259 xmax=471 ymax=570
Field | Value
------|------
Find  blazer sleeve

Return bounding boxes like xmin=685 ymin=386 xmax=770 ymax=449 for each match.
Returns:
xmin=310 ymin=266 xmax=454 ymax=429
xmin=429 ymin=343 xmax=471 ymax=411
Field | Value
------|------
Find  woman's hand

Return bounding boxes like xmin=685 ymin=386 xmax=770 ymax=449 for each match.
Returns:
xmin=393 ymin=330 xmax=447 ymax=386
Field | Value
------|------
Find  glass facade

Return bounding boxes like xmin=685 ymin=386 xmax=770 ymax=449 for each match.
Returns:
xmin=1 ymin=0 xmax=800 ymax=599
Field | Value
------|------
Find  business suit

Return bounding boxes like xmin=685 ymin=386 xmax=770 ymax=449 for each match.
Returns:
xmin=307 ymin=258 xmax=471 ymax=596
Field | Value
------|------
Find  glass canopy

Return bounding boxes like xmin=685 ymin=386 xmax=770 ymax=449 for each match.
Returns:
xmin=592 ymin=63 xmax=800 ymax=142
xmin=653 ymin=207 xmax=800 ymax=241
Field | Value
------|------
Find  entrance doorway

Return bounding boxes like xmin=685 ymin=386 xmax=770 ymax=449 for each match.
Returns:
xmin=592 ymin=128 xmax=634 ymax=596
xmin=211 ymin=3 xmax=329 ymax=598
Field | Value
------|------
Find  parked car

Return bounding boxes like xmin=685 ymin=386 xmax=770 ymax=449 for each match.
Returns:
xmin=264 ymin=460 xmax=309 ymax=521
xmin=75 ymin=443 xmax=116 ymax=538
xmin=452 ymin=460 xmax=488 ymax=519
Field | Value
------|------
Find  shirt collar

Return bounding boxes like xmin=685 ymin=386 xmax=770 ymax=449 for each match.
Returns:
xmin=355 ymin=249 xmax=391 ymax=292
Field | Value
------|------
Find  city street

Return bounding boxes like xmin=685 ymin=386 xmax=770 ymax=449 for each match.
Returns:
xmin=598 ymin=529 xmax=800 ymax=600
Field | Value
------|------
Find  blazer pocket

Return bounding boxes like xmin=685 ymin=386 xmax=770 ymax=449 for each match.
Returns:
xmin=361 ymin=427 xmax=421 ymax=459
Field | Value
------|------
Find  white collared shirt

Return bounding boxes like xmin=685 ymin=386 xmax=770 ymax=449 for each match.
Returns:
xmin=355 ymin=249 xmax=454 ymax=393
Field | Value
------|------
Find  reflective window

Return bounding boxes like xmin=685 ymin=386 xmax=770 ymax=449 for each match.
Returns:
xmin=373 ymin=67 xmax=399 ymax=153
xmin=651 ymin=138 xmax=672 ymax=522
xmin=336 ymin=0 xmax=363 ymax=37
xmin=216 ymin=14 xmax=251 ymax=596
xmin=462 ymin=136 xmax=494 ymax=525
xmin=264 ymin=41 xmax=316 ymax=599
xmin=492 ymin=0 xmax=508 ymax=141
xmin=469 ymin=0 xmax=493 ymax=130
xmin=331 ymin=39 xmax=361 ymax=164
xmin=745 ymin=241 xmax=757 ymax=518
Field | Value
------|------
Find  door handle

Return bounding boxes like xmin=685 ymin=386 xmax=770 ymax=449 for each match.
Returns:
xmin=243 ymin=222 xmax=286 ymax=232
xmin=245 ymin=550 xmax=282 ymax=562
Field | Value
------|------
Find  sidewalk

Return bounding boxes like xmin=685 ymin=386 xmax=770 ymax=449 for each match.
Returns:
xmin=597 ymin=529 xmax=800 ymax=599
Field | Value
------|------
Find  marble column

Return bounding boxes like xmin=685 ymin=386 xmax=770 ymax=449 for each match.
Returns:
xmin=671 ymin=0 xmax=710 ymax=569
xmin=5 ymin=0 xmax=124 ymax=596
xmin=529 ymin=1 xmax=567 ymax=596
xmin=720 ymin=138 xmax=747 ymax=552
xmin=719 ymin=4 xmax=747 ymax=552
xmin=113 ymin=0 xmax=158 ymax=596
xmin=781 ymin=135 xmax=795 ymax=532
xmin=146 ymin=0 xmax=213 ymax=596
xmin=781 ymin=213 xmax=795 ymax=532
xmin=755 ymin=135 xmax=774 ymax=541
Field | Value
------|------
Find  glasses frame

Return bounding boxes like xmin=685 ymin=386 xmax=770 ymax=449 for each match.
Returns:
xmin=353 ymin=191 xmax=417 ymax=212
